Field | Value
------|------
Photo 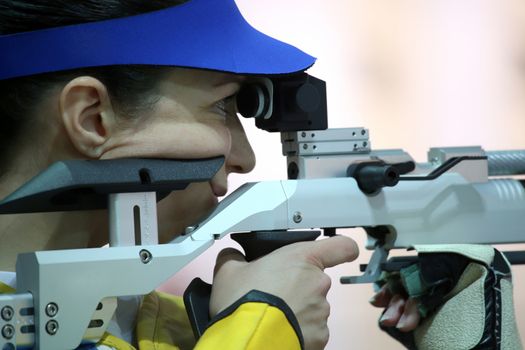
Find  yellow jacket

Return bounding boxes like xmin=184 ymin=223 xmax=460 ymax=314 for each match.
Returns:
xmin=101 ymin=290 xmax=303 ymax=350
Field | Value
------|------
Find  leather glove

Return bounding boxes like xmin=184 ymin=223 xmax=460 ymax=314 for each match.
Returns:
xmin=376 ymin=245 xmax=523 ymax=350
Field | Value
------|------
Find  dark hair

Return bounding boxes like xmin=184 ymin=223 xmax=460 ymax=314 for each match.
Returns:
xmin=0 ymin=0 xmax=188 ymax=163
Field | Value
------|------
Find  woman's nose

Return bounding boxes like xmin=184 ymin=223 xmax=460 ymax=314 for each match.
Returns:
xmin=226 ymin=116 xmax=256 ymax=174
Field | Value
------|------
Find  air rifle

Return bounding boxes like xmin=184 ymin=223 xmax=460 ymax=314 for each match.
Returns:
xmin=0 ymin=73 xmax=524 ymax=349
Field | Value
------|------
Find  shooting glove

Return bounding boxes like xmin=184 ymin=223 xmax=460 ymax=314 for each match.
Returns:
xmin=377 ymin=245 xmax=522 ymax=350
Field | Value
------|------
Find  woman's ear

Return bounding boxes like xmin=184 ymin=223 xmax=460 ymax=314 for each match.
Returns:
xmin=59 ymin=76 xmax=117 ymax=158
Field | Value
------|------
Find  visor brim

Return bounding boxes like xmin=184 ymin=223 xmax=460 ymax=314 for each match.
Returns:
xmin=0 ymin=0 xmax=316 ymax=80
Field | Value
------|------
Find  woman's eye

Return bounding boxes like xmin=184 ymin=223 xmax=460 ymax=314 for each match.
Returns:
xmin=214 ymin=95 xmax=236 ymax=117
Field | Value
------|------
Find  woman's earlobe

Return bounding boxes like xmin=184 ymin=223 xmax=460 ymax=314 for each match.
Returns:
xmin=59 ymin=76 xmax=116 ymax=158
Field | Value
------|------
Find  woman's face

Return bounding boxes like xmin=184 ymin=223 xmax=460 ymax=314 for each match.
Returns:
xmin=100 ymin=68 xmax=256 ymax=242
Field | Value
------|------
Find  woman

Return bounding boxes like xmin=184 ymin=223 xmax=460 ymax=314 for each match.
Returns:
xmin=0 ymin=0 xmax=419 ymax=349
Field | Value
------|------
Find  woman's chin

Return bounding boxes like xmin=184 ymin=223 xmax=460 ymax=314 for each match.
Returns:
xmin=156 ymin=189 xmax=220 ymax=243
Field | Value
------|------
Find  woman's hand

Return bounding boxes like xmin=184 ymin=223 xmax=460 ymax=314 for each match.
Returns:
xmin=210 ymin=236 xmax=359 ymax=350
xmin=369 ymin=285 xmax=420 ymax=332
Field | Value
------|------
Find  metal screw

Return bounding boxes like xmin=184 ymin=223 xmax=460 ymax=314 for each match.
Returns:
xmin=363 ymin=141 xmax=368 ymax=147
xmin=1 ymin=306 xmax=13 ymax=321
xmin=301 ymin=132 xmax=306 ymax=138
xmin=139 ymin=249 xmax=152 ymax=264
xmin=45 ymin=320 xmax=59 ymax=335
xmin=303 ymin=144 xmax=308 ymax=150
xmin=184 ymin=225 xmax=197 ymax=235
xmin=293 ymin=212 xmax=303 ymax=223
xmin=45 ymin=303 xmax=58 ymax=317
xmin=1 ymin=324 xmax=14 ymax=339
xmin=361 ymin=129 xmax=366 ymax=135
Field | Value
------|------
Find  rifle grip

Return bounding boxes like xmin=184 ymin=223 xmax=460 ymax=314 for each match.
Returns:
xmin=184 ymin=230 xmax=320 ymax=340
xmin=183 ymin=277 xmax=212 ymax=339
xmin=231 ymin=230 xmax=321 ymax=262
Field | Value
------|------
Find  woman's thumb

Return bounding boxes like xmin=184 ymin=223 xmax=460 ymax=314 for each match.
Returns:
xmin=213 ymin=247 xmax=246 ymax=276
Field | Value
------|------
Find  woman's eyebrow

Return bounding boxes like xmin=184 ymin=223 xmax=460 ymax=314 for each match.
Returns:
xmin=215 ymin=82 xmax=242 ymax=98
xmin=212 ymin=74 xmax=245 ymax=87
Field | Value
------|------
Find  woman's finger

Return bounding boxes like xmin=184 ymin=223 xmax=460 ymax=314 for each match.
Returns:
xmin=379 ymin=294 xmax=405 ymax=327
xmin=396 ymin=297 xmax=421 ymax=332
xmin=369 ymin=285 xmax=392 ymax=308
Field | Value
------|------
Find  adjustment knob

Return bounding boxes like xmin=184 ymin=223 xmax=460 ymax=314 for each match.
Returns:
xmin=295 ymin=83 xmax=320 ymax=113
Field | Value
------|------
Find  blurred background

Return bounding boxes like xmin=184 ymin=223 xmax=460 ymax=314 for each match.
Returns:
xmin=162 ymin=1 xmax=525 ymax=348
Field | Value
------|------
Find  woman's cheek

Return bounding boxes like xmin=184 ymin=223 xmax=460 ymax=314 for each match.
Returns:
xmin=185 ymin=122 xmax=232 ymax=159
xmin=117 ymin=121 xmax=232 ymax=160
xmin=170 ymin=121 xmax=231 ymax=158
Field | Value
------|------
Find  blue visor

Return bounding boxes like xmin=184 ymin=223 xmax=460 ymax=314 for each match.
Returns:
xmin=0 ymin=0 xmax=316 ymax=80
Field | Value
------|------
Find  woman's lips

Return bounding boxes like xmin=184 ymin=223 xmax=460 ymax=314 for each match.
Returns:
xmin=210 ymin=180 xmax=228 ymax=197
